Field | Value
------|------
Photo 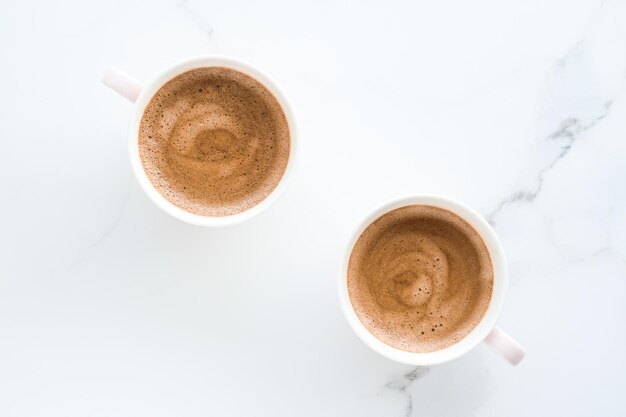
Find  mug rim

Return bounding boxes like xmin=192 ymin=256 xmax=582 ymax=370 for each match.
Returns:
xmin=338 ymin=195 xmax=508 ymax=365
xmin=128 ymin=55 xmax=298 ymax=227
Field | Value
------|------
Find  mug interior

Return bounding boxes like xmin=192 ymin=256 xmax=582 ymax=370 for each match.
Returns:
xmin=338 ymin=195 xmax=508 ymax=365
xmin=128 ymin=56 xmax=297 ymax=227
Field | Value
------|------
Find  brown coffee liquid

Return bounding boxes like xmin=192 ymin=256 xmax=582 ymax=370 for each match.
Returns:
xmin=347 ymin=205 xmax=493 ymax=352
xmin=139 ymin=67 xmax=290 ymax=216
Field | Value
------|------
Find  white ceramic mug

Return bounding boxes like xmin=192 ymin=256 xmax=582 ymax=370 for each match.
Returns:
xmin=101 ymin=56 xmax=297 ymax=227
xmin=338 ymin=195 xmax=525 ymax=366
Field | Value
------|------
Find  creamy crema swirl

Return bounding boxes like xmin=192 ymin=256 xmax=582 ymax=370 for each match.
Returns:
xmin=347 ymin=205 xmax=493 ymax=352
xmin=139 ymin=67 xmax=290 ymax=216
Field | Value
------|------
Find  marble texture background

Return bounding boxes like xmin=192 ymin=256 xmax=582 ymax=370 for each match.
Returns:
xmin=1 ymin=0 xmax=625 ymax=416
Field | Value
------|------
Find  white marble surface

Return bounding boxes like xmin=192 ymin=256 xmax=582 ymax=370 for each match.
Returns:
xmin=1 ymin=0 xmax=625 ymax=415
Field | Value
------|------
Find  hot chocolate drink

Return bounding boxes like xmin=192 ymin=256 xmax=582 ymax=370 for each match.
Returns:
xmin=139 ymin=67 xmax=290 ymax=216
xmin=347 ymin=205 xmax=493 ymax=352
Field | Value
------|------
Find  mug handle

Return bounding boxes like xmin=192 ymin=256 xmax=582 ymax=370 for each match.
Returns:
xmin=484 ymin=326 xmax=525 ymax=365
xmin=101 ymin=66 xmax=143 ymax=103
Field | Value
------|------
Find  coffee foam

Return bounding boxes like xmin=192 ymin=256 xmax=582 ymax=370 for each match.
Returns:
xmin=139 ymin=67 xmax=290 ymax=216
xmin=347 ymin=205 xmax=493 ymax=352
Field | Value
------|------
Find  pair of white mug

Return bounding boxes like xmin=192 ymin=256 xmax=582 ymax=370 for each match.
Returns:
xmin=103 ymin=56 xmax=525 ymax=367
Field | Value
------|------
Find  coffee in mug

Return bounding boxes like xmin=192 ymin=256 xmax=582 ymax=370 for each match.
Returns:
xmin=347 ymin=205 xmax=493 ymax=352
xmin=139 ymin=67 xmax=290 ymax=217
xmin=339 ymin=196 xmax=525 ymax=366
